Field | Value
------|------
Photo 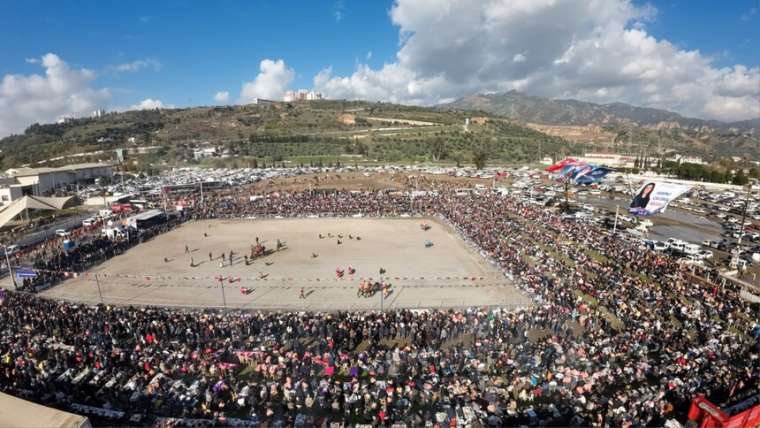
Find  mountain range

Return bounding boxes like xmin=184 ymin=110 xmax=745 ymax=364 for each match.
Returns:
xmin=441 ymin=90 xmax=759 ymax=134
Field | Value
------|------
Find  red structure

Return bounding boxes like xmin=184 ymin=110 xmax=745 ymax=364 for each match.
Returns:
xmin=689 ymin=395 xmax=760 ymax=428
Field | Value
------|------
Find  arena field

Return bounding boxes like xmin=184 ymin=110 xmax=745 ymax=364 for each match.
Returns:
xmin=42 ymin=218 xmax=530 ymax=311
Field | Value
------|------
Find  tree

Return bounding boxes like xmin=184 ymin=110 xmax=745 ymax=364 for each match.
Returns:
xmin=732 ymin=169 xmax=749 ymax=185
xmin=472 ymin=148 xmax=488 ymax=170
xmin=429 ymin=136 xmax=446 ymax=161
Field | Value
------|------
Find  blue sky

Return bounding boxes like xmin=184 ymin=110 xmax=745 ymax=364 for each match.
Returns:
xmin=0 ymin=0 xmax=758 ymax=135
xmin=2 ymin=0 xmax=398 ymax=107
xmin=643 ymin=0 xmax=759 ymax=68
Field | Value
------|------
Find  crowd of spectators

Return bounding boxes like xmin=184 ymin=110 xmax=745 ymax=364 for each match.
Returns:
xmin=1 ymin=188 xmax=758 ymax=427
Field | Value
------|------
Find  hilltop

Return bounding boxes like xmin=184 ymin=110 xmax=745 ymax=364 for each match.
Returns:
xmin=0 ymin=100 xmax=568 ymax=169
xmin=442 ymin=91 xmax=760 ymax=160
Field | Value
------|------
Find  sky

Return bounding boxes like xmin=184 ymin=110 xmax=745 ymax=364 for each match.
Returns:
xmin=0 ymin=0 xmax=758 ymax=136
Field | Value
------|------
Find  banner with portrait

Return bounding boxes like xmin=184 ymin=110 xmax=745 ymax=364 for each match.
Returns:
xmin=545 ymin=158 xmax=614 ymax=185
xmin=629 ymin=181 xmax=691 ymax=216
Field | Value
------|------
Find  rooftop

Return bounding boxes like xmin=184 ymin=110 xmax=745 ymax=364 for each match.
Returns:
xmin=6 ymin=162 xmax=113 ymax=177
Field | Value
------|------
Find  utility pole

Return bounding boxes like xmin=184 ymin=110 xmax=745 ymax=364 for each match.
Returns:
xmin=563 ymin=179 xmax=570 ymax=212
xmin=218 ymin=276 xmax=227 ymax=309
xmin=379 ymin=268 xmax=385 ymax=311
xmin=612 ymin=205 xmax=620 ymax=234
xmin=730 ymin=185 xmax=752 ymax=270
xmin=94 ymin=273 xmax=104 ymax=305
xmin=538 ymin=140 xmax=543 ymax=164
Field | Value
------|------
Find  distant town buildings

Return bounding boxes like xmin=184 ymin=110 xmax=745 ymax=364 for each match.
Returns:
xmin=283 ymin=90 xmax=323 ymax=102
xmin=667 ymin=154 xmax=706 ymax=165
xmin=193 ymin=147 xmax=218 ymax=161
xmin=574 ymin=153 xmax=636 ymax=168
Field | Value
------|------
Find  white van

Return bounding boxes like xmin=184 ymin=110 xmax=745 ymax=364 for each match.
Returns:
xmin=667 ymin=238 xmax=687 ymax=253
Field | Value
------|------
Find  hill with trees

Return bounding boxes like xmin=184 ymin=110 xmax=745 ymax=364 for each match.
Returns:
xmin=0 ymin=100 xmax=569 ymax=169
xmin=442 ymin=91 xmax=760 ymax=161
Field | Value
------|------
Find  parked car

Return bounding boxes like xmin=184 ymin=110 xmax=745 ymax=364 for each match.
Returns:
xmin=682 ymin=255 xmax=704 ymax=266
xmin=82 ymin=218 xmax=97 ymax=227
xmin=55 ymin=229 xmax=71 ymax=238
xmin=698 ymin=250 xmax=714 ymax=259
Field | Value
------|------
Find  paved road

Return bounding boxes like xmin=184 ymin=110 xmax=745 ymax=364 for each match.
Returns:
xmin=15 ymin=214 xmax=92 ymax=248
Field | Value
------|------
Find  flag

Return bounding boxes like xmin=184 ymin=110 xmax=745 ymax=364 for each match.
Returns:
xmin=575 ymin=166 xmax=614 ymax=185
xmin=545 ymin=158 xmax=578 ymax=172
xmin=548 ymin=158 xmax=613 ymax=185
xmin=629 ymin=181 xmax=691 ymax=216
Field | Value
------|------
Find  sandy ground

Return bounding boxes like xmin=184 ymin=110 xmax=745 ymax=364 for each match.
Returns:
xmin=43 ymin=218 xmax=531 ymax=311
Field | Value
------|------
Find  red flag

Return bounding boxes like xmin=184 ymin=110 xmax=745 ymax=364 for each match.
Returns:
xmin=545 ymin=157 xmax=578 ymax=172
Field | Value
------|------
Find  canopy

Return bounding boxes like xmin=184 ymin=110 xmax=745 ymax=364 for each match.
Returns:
xmin=0 ymin=195 xmax=77 ymax=229
xmin=0 ymin=392 xmax=91 ymax=428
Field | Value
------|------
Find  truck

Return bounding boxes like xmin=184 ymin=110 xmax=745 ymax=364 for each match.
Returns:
xmin=101 ymin=225 xmax=129 ymax=240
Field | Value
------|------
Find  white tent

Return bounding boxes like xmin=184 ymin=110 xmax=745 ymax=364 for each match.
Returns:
xmin=0 ymin=195 xmax=77 ymax=229
xmin=0 ymin=393 xmax=91 ymax=428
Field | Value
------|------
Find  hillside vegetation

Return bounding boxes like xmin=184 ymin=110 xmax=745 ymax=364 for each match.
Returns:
xmin=0 ymin=100 xmax=569 ymax=168
xmin=443 ymin=91 xmax=760 ymax=160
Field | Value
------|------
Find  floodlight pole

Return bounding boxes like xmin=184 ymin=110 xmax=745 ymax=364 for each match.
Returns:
xmin=613 ymin=205 xmax=619 ymax=234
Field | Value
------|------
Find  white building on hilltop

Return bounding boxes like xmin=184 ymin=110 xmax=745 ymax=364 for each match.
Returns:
xmin=284 ymin=90 xmax=323 ymax=102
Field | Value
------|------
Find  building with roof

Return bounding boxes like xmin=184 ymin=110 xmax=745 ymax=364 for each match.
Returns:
xmin=2 ymin=163 xmax=112 ymax=204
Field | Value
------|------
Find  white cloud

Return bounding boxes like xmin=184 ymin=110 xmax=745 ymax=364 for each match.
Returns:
xmin=239 ymin=59 xmax=294 ymax=103
xmin=114 ymin=59 xmax=162 ymax=73
xmin=334 ymin=0 xmax=345 ymax=22
xmin=24 ymin=58 xmax=39 ymax=64
xmin=313 ymin=0 xmax=760 ymax=122
xmin=0 ymin=53 xmax=110 ymax=136
xmin=128 ymin=98 xmax=172 ymax=110
xmin=214 ymin=91 xmax=230 ymax=104
xmin=741 ymin=7 xmax=757 ymax=21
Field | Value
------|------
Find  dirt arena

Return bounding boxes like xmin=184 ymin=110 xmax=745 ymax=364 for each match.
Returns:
xmin=42 ymin=218 xmax=531 ymax=311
